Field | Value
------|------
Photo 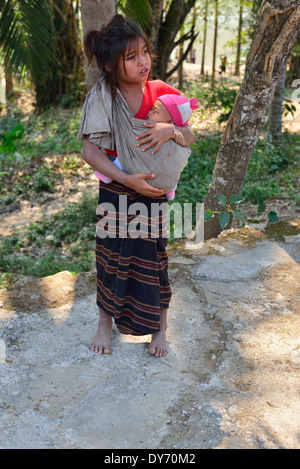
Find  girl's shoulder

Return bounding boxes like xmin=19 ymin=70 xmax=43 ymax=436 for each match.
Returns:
xmin=147 ymin=79 xmax=180 ymax=97
xmin=135 ymin=79 xmax=180 ymax=119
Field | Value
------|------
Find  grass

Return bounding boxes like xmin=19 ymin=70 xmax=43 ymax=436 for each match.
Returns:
xmin=174 ymin=129 xmax=299 ymax=208
xmin=0 ymin=105 xmax=83 ymax=205
xmin=0 ymin=192 xmax=98 ymax=288
xmin=0 ymin=80 xmax=299 ymax=288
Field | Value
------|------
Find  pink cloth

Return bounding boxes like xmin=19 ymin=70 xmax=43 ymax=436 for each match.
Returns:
xmin=157 ymin=94 xmax=198 ymax=127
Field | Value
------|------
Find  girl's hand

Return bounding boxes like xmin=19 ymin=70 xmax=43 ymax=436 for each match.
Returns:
xmin=125 ymin=172 xmax=164 ymax=198
xmin=136 ymin=122 xmax=173 ymax=154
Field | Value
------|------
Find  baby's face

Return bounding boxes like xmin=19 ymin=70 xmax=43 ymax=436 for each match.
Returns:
xmin=146 ymin=100 xmax=173 ymax=123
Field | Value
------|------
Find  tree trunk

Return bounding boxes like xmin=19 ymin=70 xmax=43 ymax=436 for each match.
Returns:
xmin=268 ymin=69 xmax=286 ymax=144
xmin=211 ymin=0 xmax=219 ymax=86
xmin=155 ymin=0 xmax=185 ymax=79
xmin=4 ymin=65 xmax=14 ymax=102
xmin=63 ymin=0 xmax=85 ymax=97
xmin=234 ymin=0 xmax=243 ymax=76
xmin=35 ymin=0 xmax=84 ymax=109
xmin=189 ymin=4 xmax=197 ymax=63
xmin=148 ymin=0 xmax=164 ymax=54
xmin=200 ymin=0 xmax=209 ymax=75
xmin=178 ymin=25 xmax=185 ymax=87
xmin=80 ymin=0 xmax=115 ymax=91
xmin=150 ymin=0 xmax=197 ymax=80
xmin=204 ymin=0 xmax=300 ymax=240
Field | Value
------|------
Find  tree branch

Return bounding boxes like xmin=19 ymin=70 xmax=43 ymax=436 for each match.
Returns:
xmin=247 ymin=1 xmax=297 ymax=65
xmin=173 ymin=29 xmax=195 ymax=48
xmin=183 ymin=0 xmax=197 ymax=20
xmin=263 ymin=6 xmax=300 ymax=75
xmin=166 ymin=30 xmax=198 ymax=77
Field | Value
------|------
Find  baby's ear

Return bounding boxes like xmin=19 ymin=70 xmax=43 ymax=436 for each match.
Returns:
xmin=104 ymin=63 xmax=111 ymax=72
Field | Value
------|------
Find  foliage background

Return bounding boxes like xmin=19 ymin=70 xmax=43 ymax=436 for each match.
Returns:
xmin=0 ymin=0 xmax=299 ymax=287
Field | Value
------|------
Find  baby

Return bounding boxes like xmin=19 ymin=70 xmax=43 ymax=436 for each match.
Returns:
xmin=95 ymin=94 xmax=198 ymax=200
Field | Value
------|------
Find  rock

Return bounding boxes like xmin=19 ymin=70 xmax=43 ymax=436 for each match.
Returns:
xmin=284 ymin=234 xmax=300 ymax=244
xmin=0 ymin=271 xmax=96 ymax=313
xmin=192 ymin=241 xmax=292 ymax=281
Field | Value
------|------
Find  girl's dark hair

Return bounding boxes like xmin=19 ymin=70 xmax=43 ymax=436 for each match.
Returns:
xmin=84 ymin=14 xmax=151 ymax=98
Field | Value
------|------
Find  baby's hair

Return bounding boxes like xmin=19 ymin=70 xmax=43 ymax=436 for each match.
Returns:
xmin=84 ymin=14 xmax=152 ymax=99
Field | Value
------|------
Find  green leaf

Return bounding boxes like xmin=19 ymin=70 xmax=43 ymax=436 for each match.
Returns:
xmin=233 ymin=209 xmax=243 ymax=220
xmin=204 ymin=209 xmax=213 ymax=221
xmin=0 ymin=0 xmax=54 ymax=81
xmin=257 ymin=200 xmax=266 ymax=216
xmin=116 ymin=0 xmax=151 ymax=29
xmin=215 ymin=194 xmax=227 ymax=207
xmin=0 ymin=123 xmax=25 ymax=152
xmin=219 ymin=212 xmax=230 ymax=230
xmin=268 ymin=211 xmax=279 ymax=223
xmin=230 ymin=194 xmax=244 ymax=205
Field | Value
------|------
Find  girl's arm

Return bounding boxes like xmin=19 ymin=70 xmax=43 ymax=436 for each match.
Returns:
xmin=82 ymin=137 xmax=164 ymax=198
xmin=136 ymin=122 xmax=195 ymax=154
xmin=172 ymin=124 xmax=195 ymax=147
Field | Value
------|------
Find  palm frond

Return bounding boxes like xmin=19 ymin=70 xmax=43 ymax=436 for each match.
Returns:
xmin=116 ymin=0 xmax=151 ymax=31
xmin=0 ymin=0 xmax=55 ymax=82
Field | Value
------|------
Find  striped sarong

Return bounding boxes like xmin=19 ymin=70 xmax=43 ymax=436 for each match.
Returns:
xmin=95 ymin=180 xmax=172 ymax=336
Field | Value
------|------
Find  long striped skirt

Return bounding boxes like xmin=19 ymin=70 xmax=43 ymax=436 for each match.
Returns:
xmin=95 ymin=180 xmax=172 ymax=336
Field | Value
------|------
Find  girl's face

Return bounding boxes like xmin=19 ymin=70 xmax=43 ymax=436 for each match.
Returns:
xmin=117 ymin=36 xmax=151 ymax=87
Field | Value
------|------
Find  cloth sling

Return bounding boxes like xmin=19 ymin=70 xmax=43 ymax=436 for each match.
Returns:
xmin=77 ymin=78 xmax=191 ymax=193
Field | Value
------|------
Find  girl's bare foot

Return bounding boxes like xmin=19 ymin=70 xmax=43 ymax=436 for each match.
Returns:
xmin=90 ymin=308 xmax=113 ymax=354
xmin=149 ymin=307 xmax=168 ymax=357
xmin=149 ymin=329 xmax=168 ymax=357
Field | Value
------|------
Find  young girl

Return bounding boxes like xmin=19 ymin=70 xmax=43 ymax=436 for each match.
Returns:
xmin=78 ymin=14 xmax=195 ymax=357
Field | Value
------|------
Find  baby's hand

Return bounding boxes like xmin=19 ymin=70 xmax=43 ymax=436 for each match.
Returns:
xmin=136 ymin=122 xmax=173 ymax=154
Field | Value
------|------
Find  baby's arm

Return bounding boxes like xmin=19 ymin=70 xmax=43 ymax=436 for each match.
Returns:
xmin=136 ymin=122 xmax=195 ymax=154
xmin=173 ymin=124 xmax=195 ymax=147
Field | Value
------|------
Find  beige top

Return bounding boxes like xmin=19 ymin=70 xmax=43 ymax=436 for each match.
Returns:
xmin=77 ymin=78 xmax=191 ymax=193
